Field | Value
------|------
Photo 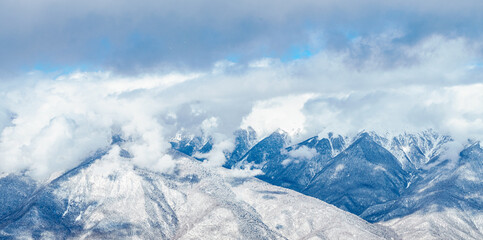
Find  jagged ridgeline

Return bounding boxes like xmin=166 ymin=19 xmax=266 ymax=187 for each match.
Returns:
xmin=0 ymin=149 xmax=397 ymax=239
xmin=0 ymin=128 xmax=481 ymax=239
xmin=171 ymin=128 xmax=483 ymax=239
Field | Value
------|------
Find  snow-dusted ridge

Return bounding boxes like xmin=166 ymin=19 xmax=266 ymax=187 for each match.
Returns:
xmin=0 ymin=128 xmax=481 ymax=239
xmin=173 ymin=128 xmax=482 ymax=239
xmin=0 ymin=145 xmax=397 ymax=239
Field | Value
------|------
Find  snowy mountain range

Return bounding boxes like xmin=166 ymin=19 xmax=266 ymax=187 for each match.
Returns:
xmin=171 ymin=128 xmax=483 ymax=239
xmin=0 ymin=128 xmax=481 ymax=239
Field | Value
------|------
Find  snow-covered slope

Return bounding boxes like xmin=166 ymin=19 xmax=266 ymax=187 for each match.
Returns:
xmin=230 ymin=177 xmax=397 ymax=240
xmin=368 ymin=130 xmax=452 ymax=171
xmin=0 ymin=145 xmax=395 ymax=239
xmin=1 ymin=128 xmax=481 ymax=239
xmin=258 ymin=134 xmax=347 ymax=192
xmin=304 ymin=133 xmax=409 ymax=216
xmin=234 ymin=129 xmax=289 ymax=169
xmin=363 ymin=142 xmax=483 ymax=239
xmin=222 ymin=129 xmax=482 ymax=239
xmin=170 ymin=133 xmax=213 ymax=159
xmin=382 ymin=209 xmax=482 ymax=240
xmin=224 ymin=127 xmax=258 ymax=168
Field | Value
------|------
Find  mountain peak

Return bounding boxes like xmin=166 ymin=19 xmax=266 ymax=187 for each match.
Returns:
xmin=273 ymin=128 xmax=288 ymax=136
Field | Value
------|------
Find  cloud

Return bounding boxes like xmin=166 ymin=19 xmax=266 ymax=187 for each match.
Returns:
xmin=195 ymin=117 xmax=237 ymax=168
xmin=197 ymin=137 xmax=235 ymax=168
xmin=0 ymin=32 xmax=482 ymax=179
xmin=0 ymin=0 xmax=482 ymax=74
xmin=240 ymin=94 xmax=315 ymax=140
xmin=0 ymin=73 xmax=184 ymax=179
xmin=200 ymin=117 xmax=219 ymax=135
xmin=288 ymin=146 xmax=318 ymax=159
xmin=302 ymin=84 xmax=483 ymax=141
xmin=233 ymin=35 xmax=483 ymax=142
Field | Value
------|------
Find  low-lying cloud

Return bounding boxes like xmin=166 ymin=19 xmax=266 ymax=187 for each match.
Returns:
xmin=0 ymin=33 xmax=481 ymax=179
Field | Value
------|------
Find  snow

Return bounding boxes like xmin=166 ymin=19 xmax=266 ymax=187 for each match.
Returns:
xmin=1 ymin=149 xmax=397 ymax=239
xmin=230 ymin=177 xmax=397 ymax=240
xmin=382 ymin=209 xmax=483 ymax=240
xmin=0 ymin=129 xmax=481 ymax=239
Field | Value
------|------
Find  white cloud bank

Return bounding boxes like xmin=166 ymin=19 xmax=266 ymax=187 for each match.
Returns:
xmin=0 ymin=33 xmax=482 ymax=179
xmin=240 ymin=94 xmax=316 ymax=140
xmin=0 ymin=73 xmax=199 ymax=179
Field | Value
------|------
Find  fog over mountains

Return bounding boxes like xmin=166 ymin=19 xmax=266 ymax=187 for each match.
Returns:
xmin=0 ymin=72 xmax=481 ymax=239
xmin=0 ymin=45 xmax=481 ymax=240
xmin=1 ymin=0 xmax=482 ymax=239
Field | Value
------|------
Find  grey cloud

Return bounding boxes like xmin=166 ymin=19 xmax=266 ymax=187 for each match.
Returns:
xmin=0 ymin=0 xmax=482 ymax=74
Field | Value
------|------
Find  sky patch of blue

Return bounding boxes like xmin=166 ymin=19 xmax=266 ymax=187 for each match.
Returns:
xmin=281 ymin=45 xmax=317 ymax=62
xmin=225 ymin=54 xmax=240 ymax=63
xmin=344 ymin=31 xmax=360 ymax=41
xmin=29 ymin=63 xmax=95 ymax=77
